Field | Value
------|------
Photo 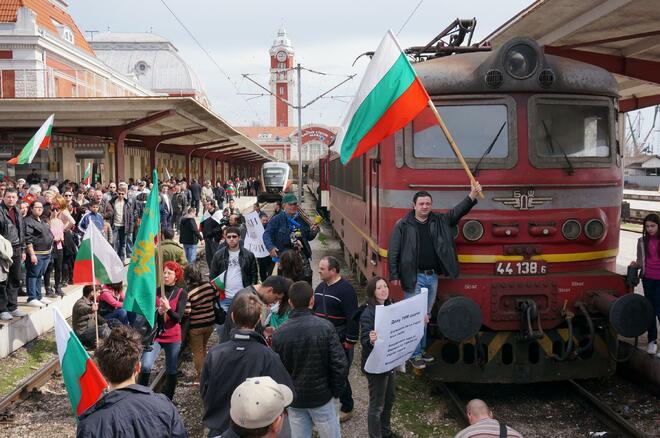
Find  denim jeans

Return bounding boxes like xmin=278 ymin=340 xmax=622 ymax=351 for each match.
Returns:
xmin=642 ymin=278 xmax=660 ymax=343
xmin=367 ymin=371 xmax=396 ymax=438
xmin=404 ymin=272 xmax=438 ymax=358
xmin=102 ymin=308 xmax=129 ymax=325
xmin=112 ymin=226 xmax=126 ymax=259
xmin=26 ymin=253 xmax=51 ymax=301
xmin=141 ymin=341 xmax=181 ymax=375
xmin=340 ymin=347 xmax=354 ymax=412
xmin=184 ymin=244 xmax=197 ymax=263
xmin=288 ymin=398 xmax=341 ymax=438
xmin=126 ymin=233 xmax=133 ymax=259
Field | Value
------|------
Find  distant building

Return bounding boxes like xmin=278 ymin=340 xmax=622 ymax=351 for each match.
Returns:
xmin=269 ymin=27 xmax=295 ymax=127
xmin=624 ymin=155 xmax=660 ymax=188
xmin=89 ymin=32 xmax=210 ymax=107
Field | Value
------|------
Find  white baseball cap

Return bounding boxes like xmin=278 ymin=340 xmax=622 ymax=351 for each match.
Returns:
xmin=230 ymin=376 xmax=293 ymax=429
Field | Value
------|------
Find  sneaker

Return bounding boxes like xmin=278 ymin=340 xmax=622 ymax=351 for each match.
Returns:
xmin=339 ymin=410 xmax=353 ymax=423
xmin=647 ymin=341 xmax=657 ymax=355
xmin=45 ymin=292 xmax=58 ymax=299
xmin=409 ymin=356 xmax=426 ymax=370
xmin=27 ymin=299 xmax=45 ymax=308
xmin=0 ymin=311 xmax=12 ymax=321
xmin=10 ymin=309 xmax=27 ymax=318
xmin=421 ymin=352 xmax=435 ymax=363
xmin=40 ymin=297 xmax=52 ymax=305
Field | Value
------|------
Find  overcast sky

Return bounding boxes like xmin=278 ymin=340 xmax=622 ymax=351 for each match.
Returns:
xmin=69 ymin=0 xmax=533 ymax=127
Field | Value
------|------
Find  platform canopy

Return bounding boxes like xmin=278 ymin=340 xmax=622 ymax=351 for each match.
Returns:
xmin=483 ymin=0 xmax=660 ymax=112
xmin=0 ymin=96 xmax=274 ymax=180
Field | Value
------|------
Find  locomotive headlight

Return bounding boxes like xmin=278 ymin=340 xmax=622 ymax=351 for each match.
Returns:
xmin=462 ymin=220 xmax=484 ymax=241
xmin=584 ymin=219 xmax=606 ymax=240
xmin=504 ymin=43 xmax=538 ymax=79
xmin=561 ymin=219 xmax=581 ymax=240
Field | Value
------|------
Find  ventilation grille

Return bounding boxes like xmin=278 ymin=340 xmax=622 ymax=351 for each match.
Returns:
xmin=538 ymin=69 xmax=555 ymax=88
xmin=485 ymin=69 xmax=504 ymax=88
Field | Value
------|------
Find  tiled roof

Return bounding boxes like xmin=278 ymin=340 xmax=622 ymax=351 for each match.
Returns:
xmin=236 ymin=126 xmax=297 ymax=141
xmin=0 ymin=0 xmax=94 ymax=55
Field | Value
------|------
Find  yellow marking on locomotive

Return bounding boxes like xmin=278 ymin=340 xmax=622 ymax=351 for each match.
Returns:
xmin=326 ymin=204 xmax=618 ymax=264
xmin=487 ymin=332 xmax=510 ymax=362
xmin=538 ymin=334 xmax=555 ymax=357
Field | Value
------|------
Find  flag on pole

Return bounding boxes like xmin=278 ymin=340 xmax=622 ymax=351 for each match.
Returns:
xmin=53 ymin=307 xmax=107 ymax=417
xmin=72 ymin=223 xmax=125 ymax=285
xmin=7 ymin=114 xmax=55 ymax=165
xmin=210 ymin=273 xmax=226 ymax=300
xmin=333 ymin=31 xmax=430 ymax=164
xmin=123 ymin=169 xmax=160 ymax=328
xmin=82 ymin=162 xmax=92 ymax=186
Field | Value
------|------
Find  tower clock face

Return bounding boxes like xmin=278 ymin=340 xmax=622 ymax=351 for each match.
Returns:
xmin=276 ymin=51 xmax=287 ymax=62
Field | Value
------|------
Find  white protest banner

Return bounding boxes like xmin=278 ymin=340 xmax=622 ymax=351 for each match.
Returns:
xmin=364 ymin=290 xmax=427 ymax=374
xmin=243 ymin=211 xmax=269 ymax=258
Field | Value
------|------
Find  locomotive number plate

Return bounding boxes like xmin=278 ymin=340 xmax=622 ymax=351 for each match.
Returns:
xmin=495 ymin=261 xmax=547 ymax=276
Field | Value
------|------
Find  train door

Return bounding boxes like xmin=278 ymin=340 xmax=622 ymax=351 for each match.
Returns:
xmin=368 ymin=147 xmax=380 ymax=268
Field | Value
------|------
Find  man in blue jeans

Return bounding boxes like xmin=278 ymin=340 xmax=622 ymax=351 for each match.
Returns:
xmin=387 ymin=182 xmax=481 ymax=369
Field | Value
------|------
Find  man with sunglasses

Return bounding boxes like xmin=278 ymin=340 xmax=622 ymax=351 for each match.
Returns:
xmin=263 ymin=193 xmax=318 ymax=264
xmin=109 ymin=189 xmax=134 ymax=261
xmin=209 ymin=226 xmax=257 ymax=313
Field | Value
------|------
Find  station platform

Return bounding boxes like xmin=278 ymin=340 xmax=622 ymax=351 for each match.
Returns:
xmin=0 ymin=284 xmax=83 ymax=358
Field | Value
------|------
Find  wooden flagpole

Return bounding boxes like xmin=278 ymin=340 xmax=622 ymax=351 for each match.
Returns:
xmin=90 ymin=226 xmax=99 ymax=346
xmin=426 ymin=99 xmax=484 ymax=198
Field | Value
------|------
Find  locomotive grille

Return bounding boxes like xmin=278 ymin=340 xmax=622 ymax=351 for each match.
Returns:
xmin=485 ymin=69 xmax=504 ymax=88
xmin=538 ymin=69 xmax=555 ymax=88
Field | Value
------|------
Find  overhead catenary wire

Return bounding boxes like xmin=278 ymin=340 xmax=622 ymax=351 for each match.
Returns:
xmin=158 ymin=0 xmax=261 ymax=123
xmin=397 ymin=0 xmax=425 ymax=36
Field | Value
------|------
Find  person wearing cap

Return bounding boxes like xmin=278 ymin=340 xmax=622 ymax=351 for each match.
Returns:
xmin=218 ymin=376 xmax=292 ymax=438
xmin=201 ymin=292 xmax=294 ymax=437
xmin=263 ymin=193 xmax=318 ymax=265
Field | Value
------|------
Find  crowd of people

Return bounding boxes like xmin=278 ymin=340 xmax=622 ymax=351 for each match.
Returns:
xmin=0 ymin=172 xmax=525 ymax=437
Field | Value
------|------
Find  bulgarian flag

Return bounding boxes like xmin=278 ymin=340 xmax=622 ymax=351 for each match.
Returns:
xmin=72 ymin=222 xmax=126 ymax=285
xmin=334 ymin=31 xmax=430 ymax=164
xmin=53 ymin=307 xmax=107 ymax=417
xmin=210 ymin=273 xmax=226 ymax=300
xmin=8 ymin=114 xmax=55 ymax=165
xmin=82 ymin=162 xmax=92 ymax=186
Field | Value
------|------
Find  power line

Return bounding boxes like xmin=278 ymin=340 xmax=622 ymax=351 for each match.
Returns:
xmin=397 ymin=0 xmax=424 ymax=36
xmin=158 ymin=0 xmax=261 ymax=122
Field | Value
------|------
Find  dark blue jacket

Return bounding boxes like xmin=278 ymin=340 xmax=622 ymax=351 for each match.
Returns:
xmin=77 ymin=384 xmax=187 ymax=438
xmin=263 ymin=211 xmax=317 ymax=259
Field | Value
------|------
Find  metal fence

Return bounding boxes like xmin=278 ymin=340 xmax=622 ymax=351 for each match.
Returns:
xmin=624 ymin=175 xmax=660 ymax=189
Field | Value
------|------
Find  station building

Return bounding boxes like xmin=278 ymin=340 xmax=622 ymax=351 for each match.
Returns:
xmin=0 ymin=0 xmax=271 ymax=184
xmin=236 ymin=28 xmax=336 ymax=168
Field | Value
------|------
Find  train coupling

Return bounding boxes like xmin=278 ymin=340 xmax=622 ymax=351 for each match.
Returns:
xmin=517 ymin=299 xmax=545 ymax=341
xmin=589 ymin=291 xmax=653 ymax=338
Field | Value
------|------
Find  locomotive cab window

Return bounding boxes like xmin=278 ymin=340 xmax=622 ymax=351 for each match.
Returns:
xmin=403 ymin=97 xmax=517 ymax=169
xmin=529 ymin=96 xmax=615 ymax=169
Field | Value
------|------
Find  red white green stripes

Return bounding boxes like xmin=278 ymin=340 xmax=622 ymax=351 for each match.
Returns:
xmin=53 ymin=308 xmax=107 ymax=417
xmin=73 ymin=222 xmax=126 ymax=285
xmin=82 ymin=163 xmax=92 ymax=186
xmin=211 ymin=273 xmax=226 ymax=300
xmin=7 ymin=114 xmax=54 ymax=165
xmin=334 ymin=31 xmax=429 ymax=164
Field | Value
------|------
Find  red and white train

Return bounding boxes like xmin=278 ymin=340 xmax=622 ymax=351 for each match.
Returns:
xmin=308 ymin=37 xmax=652 ymax=383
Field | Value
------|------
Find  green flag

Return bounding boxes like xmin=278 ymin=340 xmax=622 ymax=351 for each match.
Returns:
xmin=123 ymin=170 xmax=160 ymax=327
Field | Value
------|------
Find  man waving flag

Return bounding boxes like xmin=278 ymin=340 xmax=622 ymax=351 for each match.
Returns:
xmin=123 ymin=169 xmax=160 ymax=327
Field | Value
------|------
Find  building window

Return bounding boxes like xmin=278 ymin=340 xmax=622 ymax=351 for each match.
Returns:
xmin=279 ymin=86 xmax=284 ymax=95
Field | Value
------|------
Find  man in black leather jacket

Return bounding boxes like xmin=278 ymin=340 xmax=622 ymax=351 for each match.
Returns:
xmin=271 ymin=281 xmax=347 ymax=438
xmin=387 ymin=181 xmax=481 ymax=369
xmin=0 ymin=188 xmax=26 ymax=320
xmin=209 ymin=226 xmax=257 ymax=291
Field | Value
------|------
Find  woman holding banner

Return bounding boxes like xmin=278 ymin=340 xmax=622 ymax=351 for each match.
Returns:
xmin=360 ymin=276 xmax=400 ymax=438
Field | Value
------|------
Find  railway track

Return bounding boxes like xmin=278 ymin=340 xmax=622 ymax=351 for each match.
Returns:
xmin=0 ymin=357 xmax=60 ymax=423
xmin=439 ymin=381 xmax=650 ymax=437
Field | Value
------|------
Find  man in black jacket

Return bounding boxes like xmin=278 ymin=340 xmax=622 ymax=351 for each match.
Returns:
xmin=77 ymin=325 xmax=187 ymax=438
xmin=209 ymin=226 xmax=257 ymax=302
xmin=201 ymin=292 xmax=294 ymax=437
xmin=201 ymin=200 xmax=223 ymax=270
xmin=190 ymin=179 xmax=202 ymax=215
xmin=387 ymin=181 xmax=481 ymax=369
xmin=272 ymin=281 xmax=347 ymax=438
xmin=0 ymin=188 xmax=26 ymax=320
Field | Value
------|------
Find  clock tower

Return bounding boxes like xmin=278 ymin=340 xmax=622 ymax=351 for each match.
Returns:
xmin=269 ymin=27 xmax=295 ymax=127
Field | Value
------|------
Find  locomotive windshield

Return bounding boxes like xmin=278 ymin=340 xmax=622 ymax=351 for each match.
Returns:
xmin=534 ymin=103 xmax=611 ymax=158
xmin=263 ymin=167 xmax=286 ymax=186
xmin=413 ymin=104 xmax=509 ymax=159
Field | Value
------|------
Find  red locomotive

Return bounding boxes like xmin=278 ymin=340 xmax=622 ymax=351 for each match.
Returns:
xmin=309 ymin=36 xmax=652 ymax=383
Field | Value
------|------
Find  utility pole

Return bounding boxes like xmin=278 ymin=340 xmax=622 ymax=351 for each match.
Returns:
xmin=242 ymin=67 xmax=354 ymax=197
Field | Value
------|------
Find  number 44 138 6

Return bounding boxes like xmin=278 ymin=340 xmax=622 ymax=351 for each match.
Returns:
xmin=495 ymin=261 xmax=547 ymax=276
